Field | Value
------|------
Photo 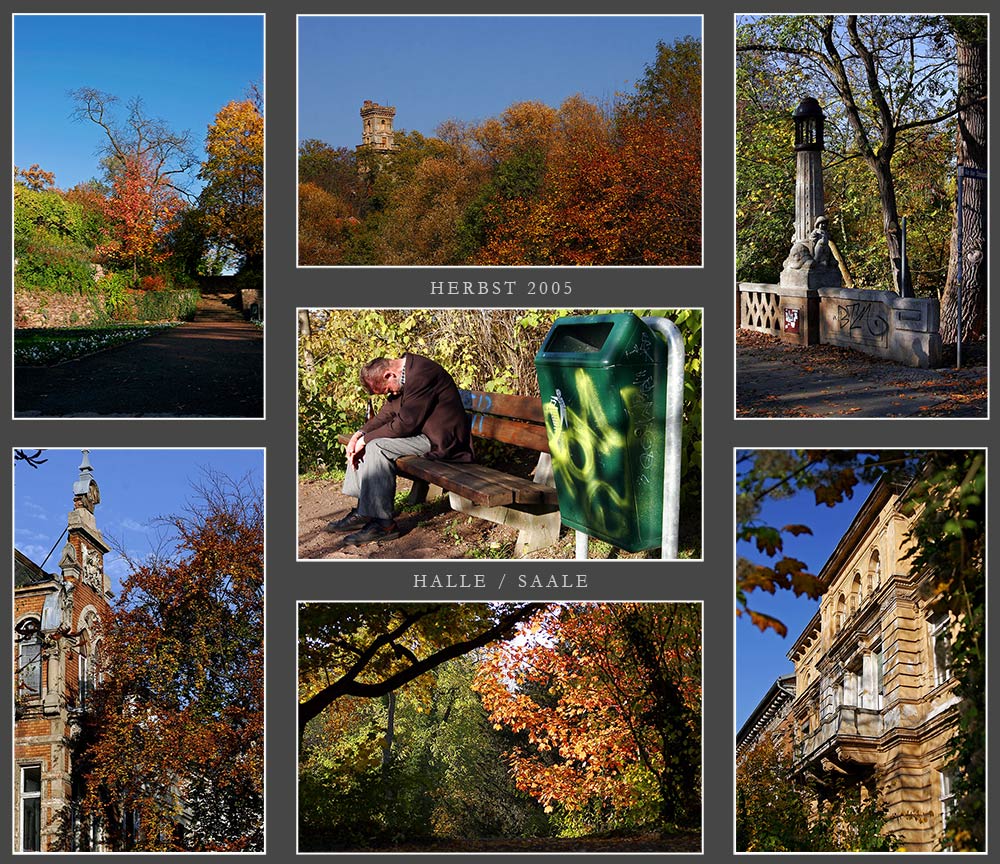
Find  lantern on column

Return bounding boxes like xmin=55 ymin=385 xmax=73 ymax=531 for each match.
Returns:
xmin=794 ymin=97 xmax=825 ymax=151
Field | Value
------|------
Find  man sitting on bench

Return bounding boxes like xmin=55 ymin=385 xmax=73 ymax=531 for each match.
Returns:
xmin=326 ymin=353 xmax=474 ymax=545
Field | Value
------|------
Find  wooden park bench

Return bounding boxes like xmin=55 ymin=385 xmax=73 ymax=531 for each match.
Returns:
xmin=337 ymin=390 xmax=560 ymax=556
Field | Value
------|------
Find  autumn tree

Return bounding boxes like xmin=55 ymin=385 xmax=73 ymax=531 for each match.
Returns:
xmin=299 ymin=603 xmax=544 ymax=738
xmin=68 ymin=470 xmax=263 ymax=852
xmin=737 ymin=736 xmax=897 ymax=851
xmin=737 ymin=15 xmax=964 ymax=294
xmin=15 ymin=163 xmax=57 ymax=191
xmin=97 ymin=153 xmax=185 ymax=280
xmin=198 ymin=90 xmax=264 ymax=270
xmin=474 ymin=603 xmax=702 ymax=831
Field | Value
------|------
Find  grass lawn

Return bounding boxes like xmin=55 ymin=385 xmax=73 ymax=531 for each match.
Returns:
xmin=14 ymin=324 xmax=178 ymax=367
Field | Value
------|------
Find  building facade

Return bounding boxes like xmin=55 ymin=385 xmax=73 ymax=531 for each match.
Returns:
xmin=14 ymin=452 xmax=113 ymax=852
xmin=739 ymin=477 xmax=960 ymax=851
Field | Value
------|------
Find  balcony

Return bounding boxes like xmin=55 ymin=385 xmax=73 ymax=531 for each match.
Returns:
xmin=795 ymin=704 xmax=883 ymax=765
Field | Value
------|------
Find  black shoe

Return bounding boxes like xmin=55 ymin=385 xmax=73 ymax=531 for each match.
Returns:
xmin=325 ymin=509 xmax=369 ymax=533
xmin=344 ymin=520 xmax=401 ymax=545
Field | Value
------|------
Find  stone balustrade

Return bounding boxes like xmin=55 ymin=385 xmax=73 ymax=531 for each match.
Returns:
xmin=738 ymin=282 xmax=941 ymax=368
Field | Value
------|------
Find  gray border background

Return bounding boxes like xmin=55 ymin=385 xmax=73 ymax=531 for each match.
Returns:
xmin=3 ymin=1 xmax=995 ymax=861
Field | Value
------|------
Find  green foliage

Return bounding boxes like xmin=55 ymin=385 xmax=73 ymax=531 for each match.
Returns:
xmin=135 ymin=288 xmax=200 ymax=322
xmin=96 ymin=272 xmax=132 ymax=321
xmin=737 ymin=737 xmax=898 ymax=851
xmin=900 ymin=452 xmax=985 ymax=851
xmin=736 ymin=15 xmax=961 ymax=292
xmin=15 ymin=233 xmax=95 ymax=293
xmin=736 ymin=737 xmax=814 ymax=850
xmin=298 ymin=309 xmax=563 ymax=472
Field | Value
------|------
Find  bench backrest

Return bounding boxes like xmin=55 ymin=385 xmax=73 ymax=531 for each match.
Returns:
xmin=459 ymin=390 xmax=549 ymax=453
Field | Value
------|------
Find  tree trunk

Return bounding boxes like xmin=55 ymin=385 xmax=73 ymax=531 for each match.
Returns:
xmin=298 ymin=309 xmax=315 ymax=373
xmin=382 ymin=690 xmax=396 ymax=768
xmin=940 ymin=23 xmax=987 ymax=343
xmin=872 ymin=156 xmax=910 ymax=294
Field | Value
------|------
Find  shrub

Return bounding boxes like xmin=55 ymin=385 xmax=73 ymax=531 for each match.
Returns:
xmin=135 ymin=288 xmax=199 ymax=322
xmin=96 ymin=272 xmax=134 ymax=321
xmin=15 ymin=235 xmax=95 ymax=294
xmin=139 ymin=274 xmax=168 ymax=292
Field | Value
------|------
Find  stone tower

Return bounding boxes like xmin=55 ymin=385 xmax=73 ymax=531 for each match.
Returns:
xmin=14 ymin=450 xmax=113 ymax=852
xmin=359 ymin=100 xmax=398 ymax=152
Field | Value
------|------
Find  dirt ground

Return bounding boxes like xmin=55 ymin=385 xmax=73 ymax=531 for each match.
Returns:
xmin=303 ymin=829 xmax=700 ymax=853
xmin=736 ymin=330 xmax=987 ymax=418
xmin=298 ymin=474 xmax=692 ymax=560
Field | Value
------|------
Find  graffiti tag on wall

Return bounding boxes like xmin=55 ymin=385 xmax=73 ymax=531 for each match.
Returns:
xmin=836 ymin=302 xmax=889 ymax=346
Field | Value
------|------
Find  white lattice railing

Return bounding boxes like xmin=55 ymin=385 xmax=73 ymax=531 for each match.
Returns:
xmin=739 ymin=285 xmax=782 ymax=336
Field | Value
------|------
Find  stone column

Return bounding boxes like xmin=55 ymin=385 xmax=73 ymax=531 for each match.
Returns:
xmin=795 ymin=148 xmax=825 ymax=243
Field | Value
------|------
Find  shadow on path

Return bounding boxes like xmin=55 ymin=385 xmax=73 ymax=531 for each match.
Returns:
xmin=15 ymin=295 xmax=263 ymax=417
xmin=736 ymin=330 xmax=987 ymax=418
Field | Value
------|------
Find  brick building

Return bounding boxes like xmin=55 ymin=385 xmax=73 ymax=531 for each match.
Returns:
xmin=14 ymin=451 xmax=112 ymax=852
xmin=738 ymin=476 xmax=961 ymax=851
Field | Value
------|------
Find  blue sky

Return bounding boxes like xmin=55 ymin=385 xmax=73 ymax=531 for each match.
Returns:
xmin=14 ymin=449 xmax=264 ymax=597
xmin=736 ymin=463 xmax=873 ymax=729
xmin=298 ymin=15 xmax=701 ymax=148
xmin=13 ymin=14 xmax=263 ymax=194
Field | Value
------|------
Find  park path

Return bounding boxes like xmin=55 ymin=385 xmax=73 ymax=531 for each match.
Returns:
xmin=736 ymin=330 xmax=987 ymax=418
xmin=15 ymin=294 xmax=263 ymax=418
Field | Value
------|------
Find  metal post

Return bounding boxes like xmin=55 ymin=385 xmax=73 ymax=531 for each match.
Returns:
xmin=900 ymin=216 xmax=908 ymax=297
xmin=642 ymin=316 xmax=684 ymax=560
xmin=575 ymin=530 xmax=589 ymax=560
xmin=956 ymin=166 xmax=964 ymax=370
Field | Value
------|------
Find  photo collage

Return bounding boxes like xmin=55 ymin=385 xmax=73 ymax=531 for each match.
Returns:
xmin=7 ymin=6 xmax=989 ymax=859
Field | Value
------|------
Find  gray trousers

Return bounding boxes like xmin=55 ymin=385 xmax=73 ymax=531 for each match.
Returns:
xmin=343 ymin=434 xmax=432 ymax=520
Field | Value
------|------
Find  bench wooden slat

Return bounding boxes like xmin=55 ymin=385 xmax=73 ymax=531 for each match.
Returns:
xmin=461 ymin=390 xmax=544 ymax=424
xmin=398 ymin=457 xmax=516 ymax=507
xmin=469 ymin=414 xmax=550 ymax=453
xmin=433 ymin=460 xmax=556 ymax=505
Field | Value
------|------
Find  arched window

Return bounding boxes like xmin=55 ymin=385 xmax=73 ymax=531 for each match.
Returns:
xmin=868 ymin=549 xmax=881 ymax=588
xmin=16 ymin=618 xmax=42 ymax=700
xmin=835 ymin=594 xmax=846 ymax=632
xmin=76 ymin=611 xmax=102 ymax=711
xmin=850 ymin=573 xmax=862 ymax=613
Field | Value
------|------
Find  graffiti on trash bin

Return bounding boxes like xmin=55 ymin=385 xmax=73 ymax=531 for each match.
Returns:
xmin=542 ymin=368 xmax=662 ymax=540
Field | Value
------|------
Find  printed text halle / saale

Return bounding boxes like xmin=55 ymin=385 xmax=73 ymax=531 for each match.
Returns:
xmin=413 ymin=572 xmax=588 ymax=589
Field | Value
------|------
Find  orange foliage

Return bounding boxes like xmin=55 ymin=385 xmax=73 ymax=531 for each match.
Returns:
xmin=473 ymin=603 xmax=701 ymax=823
xmin=97 ymin=154 xmax=184 ymax=277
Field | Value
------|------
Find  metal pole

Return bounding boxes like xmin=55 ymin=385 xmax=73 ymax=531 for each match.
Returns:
xmin=575 ymin=531 xmax=589 ymax=560
xmin=900 ymin=216 xmax=908 ymax=297
xmin=956 ymin=167 xmax=964 ymax=370
xmin=642 ymin=316 xmax=684 ymax=560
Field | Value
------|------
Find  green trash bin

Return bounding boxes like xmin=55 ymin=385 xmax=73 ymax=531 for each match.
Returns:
xmin=534 ymin=313 xmax=667 ymax=552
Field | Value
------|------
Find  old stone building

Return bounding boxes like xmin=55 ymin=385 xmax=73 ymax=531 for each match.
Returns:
xmin=358 ymin=99 xmax=398 ymax=152
xmin=738 ymin=476 xmax=961 ymax=851
xmin=14 ymin=451 xmax=113 ymax=852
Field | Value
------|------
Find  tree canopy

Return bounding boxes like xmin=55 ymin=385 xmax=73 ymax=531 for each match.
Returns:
xmin=66 ymin=470 xmax=264 ymax=852
xmin=299 ymin=602 xmax=702 ymax=851
xmin=298 ymin=38 xmax=701 ymax=266
xmin=737 ymin=14 xmax=986 ymax=336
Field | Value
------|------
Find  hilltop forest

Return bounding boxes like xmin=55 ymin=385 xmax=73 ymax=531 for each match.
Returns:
xmin=299 ymin=38 xmax=701 ymax=266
